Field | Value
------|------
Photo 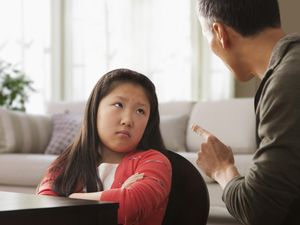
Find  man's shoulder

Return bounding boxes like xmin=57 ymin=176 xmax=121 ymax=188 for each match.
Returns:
xmin=265 ymin=40 xmax=300 ymax=92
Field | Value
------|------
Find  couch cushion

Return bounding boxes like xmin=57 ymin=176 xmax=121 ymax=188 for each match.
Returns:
xmin=178 ymin=152 xmax=215 ymax=183
xmin=0 ymin=185 xmax=37 ymax=194
xmin=207 ymin=183 xmax=225 ymax=207
xmin=178 ymin=153 xmax=253 ymax=184
xmin=159 ymin=101 xmax=195 ymax=117
xmin=44 ymin=113 xmax=82 ymax=155
xmin=208 ymin=206 xmax=242 ymax=225
xmin=0 ymin=108 xmax=52 ymax=154
xmin=186 ymin=98 xmax=256 ymax=154
xmin=0 ymin=154 xmax=57 ymax=187
xmin=159 ymin=101 xmax=195 ymax=152
xmin=160 ymin=115 xmax=188 ymax=152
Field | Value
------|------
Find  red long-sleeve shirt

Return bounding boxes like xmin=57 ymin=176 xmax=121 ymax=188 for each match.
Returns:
xmin=37 ymin=149 xmax=172 ymax=225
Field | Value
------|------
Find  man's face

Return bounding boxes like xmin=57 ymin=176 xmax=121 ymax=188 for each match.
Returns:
xmin=199 ymin=17 xmax=214 ymax=50
xmin=199 ymin=16 xmax=254 ymax=81
xmin=199 ymin=16 xmax=228 ymax=66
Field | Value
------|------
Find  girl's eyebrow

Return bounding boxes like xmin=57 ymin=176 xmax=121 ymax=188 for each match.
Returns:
xmin=114 ymin=96 xmax=148 ymax=107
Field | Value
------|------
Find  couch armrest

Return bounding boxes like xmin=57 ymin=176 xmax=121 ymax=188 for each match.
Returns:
xmin=0 ymin=154 xmax=57 ymax=187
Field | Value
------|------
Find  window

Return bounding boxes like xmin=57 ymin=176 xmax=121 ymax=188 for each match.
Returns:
xmin=1 ymin=0 xmax=233 ymax=114
xmin=0 ymin=0 xmax=51 ymax=114
xmin=64 ymin=0 xmax=199 ymax=102
xmin=65 ymin=0 xmax=233 ymax=102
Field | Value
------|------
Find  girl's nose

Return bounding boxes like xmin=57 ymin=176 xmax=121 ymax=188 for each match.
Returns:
xmin=120 ymin=112 xmax=133 ymax=127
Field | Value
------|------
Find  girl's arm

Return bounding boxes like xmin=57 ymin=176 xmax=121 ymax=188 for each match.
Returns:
xmin=68 ymin=173 xmax=144 ymax=200
xmin=100 ymin=150 xmax=172 ymax=225
xmin=36 ymin=174 xmax=59 ymax=196
xmin=37 ymin=169 xmax=83 ymax=196
xmin=38 ymin=150 xmax=171 ymax=225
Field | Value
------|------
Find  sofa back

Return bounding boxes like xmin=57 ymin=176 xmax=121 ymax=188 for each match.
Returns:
xmin=158 ymin=101 xmax=195 ymax=152
xmin=159 ymin=101 xmax=195 ymax=117
xmin=0 ymin=108 xmax=53 ymax=154
xmin=47 ymin=101 xmax=195 ymax=153
xmin=46 ymin=98 xmax=256 ymax=154
xmin=186 ymin=98 xmax=256 ymax=154
xmin=46 ymin=101 xmax=86 ymax=115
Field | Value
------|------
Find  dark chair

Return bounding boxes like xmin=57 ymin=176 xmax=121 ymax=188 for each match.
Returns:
xmin=162 ymin=149 xmax=210 ymax=225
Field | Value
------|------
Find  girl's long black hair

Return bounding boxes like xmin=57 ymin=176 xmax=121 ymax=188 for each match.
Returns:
xmin=50 ymin=68 xmax=165 ymax=196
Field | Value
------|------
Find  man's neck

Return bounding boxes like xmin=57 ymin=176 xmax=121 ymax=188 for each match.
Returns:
xmin=239 ymin=28 xmax=286 ymax=79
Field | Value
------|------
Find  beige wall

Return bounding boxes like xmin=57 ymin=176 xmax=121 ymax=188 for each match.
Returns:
xmin=234 ymin=0 xmax=300 ymax=98
xmin=279 ymin=0 xmax=300 ymax=34
xmin=234 ymin=77 xmax=260 ymax=98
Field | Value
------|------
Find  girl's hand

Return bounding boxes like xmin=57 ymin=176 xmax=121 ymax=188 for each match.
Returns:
xmin=69 ymin=192 xmax=102 ymax=201
xmin=121 ymin=173 xmax=144 ymax=189
xmin=69 ymin=193 xmax=82 ymax=199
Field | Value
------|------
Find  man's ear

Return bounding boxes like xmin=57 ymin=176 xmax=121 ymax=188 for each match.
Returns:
xmin=212 ymin=22 xmax=229 ymax=49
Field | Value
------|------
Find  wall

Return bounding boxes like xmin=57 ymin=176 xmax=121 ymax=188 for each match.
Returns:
xmin=234 ymin=0 xmax=300 ymax=98
xmin=279 ymin=0 xmax=300 ymax=34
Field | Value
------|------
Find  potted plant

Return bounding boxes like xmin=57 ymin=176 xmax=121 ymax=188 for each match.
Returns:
xmin=0 ymin=60 xmax=35 ymax=112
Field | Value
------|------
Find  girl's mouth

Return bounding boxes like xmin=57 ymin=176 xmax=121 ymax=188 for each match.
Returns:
xmin=116 ymin=130 xmax=131 ymax=137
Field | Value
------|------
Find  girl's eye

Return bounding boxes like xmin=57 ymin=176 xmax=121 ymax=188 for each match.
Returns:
xmin=114 ymin=102 xmax=123 ymax=108
xmin=137 ymin=108 xmax=145 ymax=115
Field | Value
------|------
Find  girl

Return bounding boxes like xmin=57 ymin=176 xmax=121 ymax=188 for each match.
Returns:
xmin=37 ymin=69 xmax=172 ymax=225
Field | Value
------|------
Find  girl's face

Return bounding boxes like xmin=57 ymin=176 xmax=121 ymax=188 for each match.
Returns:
xmin=97 ymin=82 xmax=150 ymax=157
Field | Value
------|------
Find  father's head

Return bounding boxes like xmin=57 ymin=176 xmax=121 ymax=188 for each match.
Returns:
xmin=197 ymin=0 xmax=281 ymax=37
xmin=197 ymin=0 xmax=282 ymax=81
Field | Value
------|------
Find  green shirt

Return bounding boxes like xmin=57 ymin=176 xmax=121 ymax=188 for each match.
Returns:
xmin=223 ymin=34 xmax=300 ymax=225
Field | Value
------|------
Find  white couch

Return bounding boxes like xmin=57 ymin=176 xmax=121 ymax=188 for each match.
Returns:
xmin=0 ymin=98 xmax=256 ymax=225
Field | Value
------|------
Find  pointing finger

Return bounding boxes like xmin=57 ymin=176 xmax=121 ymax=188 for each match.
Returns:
xmin=191 ymin=123 xmax=211 ymax=141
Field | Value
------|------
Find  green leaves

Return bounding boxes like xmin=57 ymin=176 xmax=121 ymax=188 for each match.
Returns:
xmin=0 ymin=61 xmax=35 ymax=112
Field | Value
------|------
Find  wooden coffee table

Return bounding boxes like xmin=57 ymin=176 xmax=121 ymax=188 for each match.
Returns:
xmin=0 ymin=191 xmax=118 ymax=225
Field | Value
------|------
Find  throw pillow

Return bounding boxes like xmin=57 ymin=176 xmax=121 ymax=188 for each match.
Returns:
xmin=0 ymin=108 xmax=52 ymax=153
xmin=160 ymin=115 xmax=188 ymax=152
xmin=44 ymin=113 xmax=82 ymax=155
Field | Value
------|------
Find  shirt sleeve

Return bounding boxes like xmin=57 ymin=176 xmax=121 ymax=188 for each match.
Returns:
xmin=36 ymin=171 xmax=59 ymax=196
xmin=36 ymin=169 xmax=84 ymax=196
xmin=100 ymin=151 xmax=172 ymax=225
xmin=223 ymin=72 xmax=300 ymax=225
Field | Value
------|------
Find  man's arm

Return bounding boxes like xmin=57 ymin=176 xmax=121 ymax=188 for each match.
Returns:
xmin=196 ymin=72 xmax=300 ymax=225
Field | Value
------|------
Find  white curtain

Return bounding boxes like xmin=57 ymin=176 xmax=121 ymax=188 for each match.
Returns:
xmin=0 ymin=0 xmax=234 ymax=114
xmin=64 ymin=0 xmax=197 ymax=102
xmin=198 ymin=37 xmax=234 ymax=100
xmin=65 ymin=0 xmax=234 ymax=102
xmin=0 ymin=0 xmax=51 ymax=114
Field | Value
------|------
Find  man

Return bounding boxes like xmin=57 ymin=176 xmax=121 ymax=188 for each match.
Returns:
xmin=195 ymin=0 xmax=300 ymax=224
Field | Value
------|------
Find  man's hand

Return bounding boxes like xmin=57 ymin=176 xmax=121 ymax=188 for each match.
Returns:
xmin=192 ymin=124 xmax=240 ymax=189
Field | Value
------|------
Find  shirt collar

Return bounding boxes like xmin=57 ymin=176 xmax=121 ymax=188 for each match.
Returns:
xmin=267 ymin=33 xmax=300 ymax=71
xmin=255 ymin=34 xmax=300 ymax=110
